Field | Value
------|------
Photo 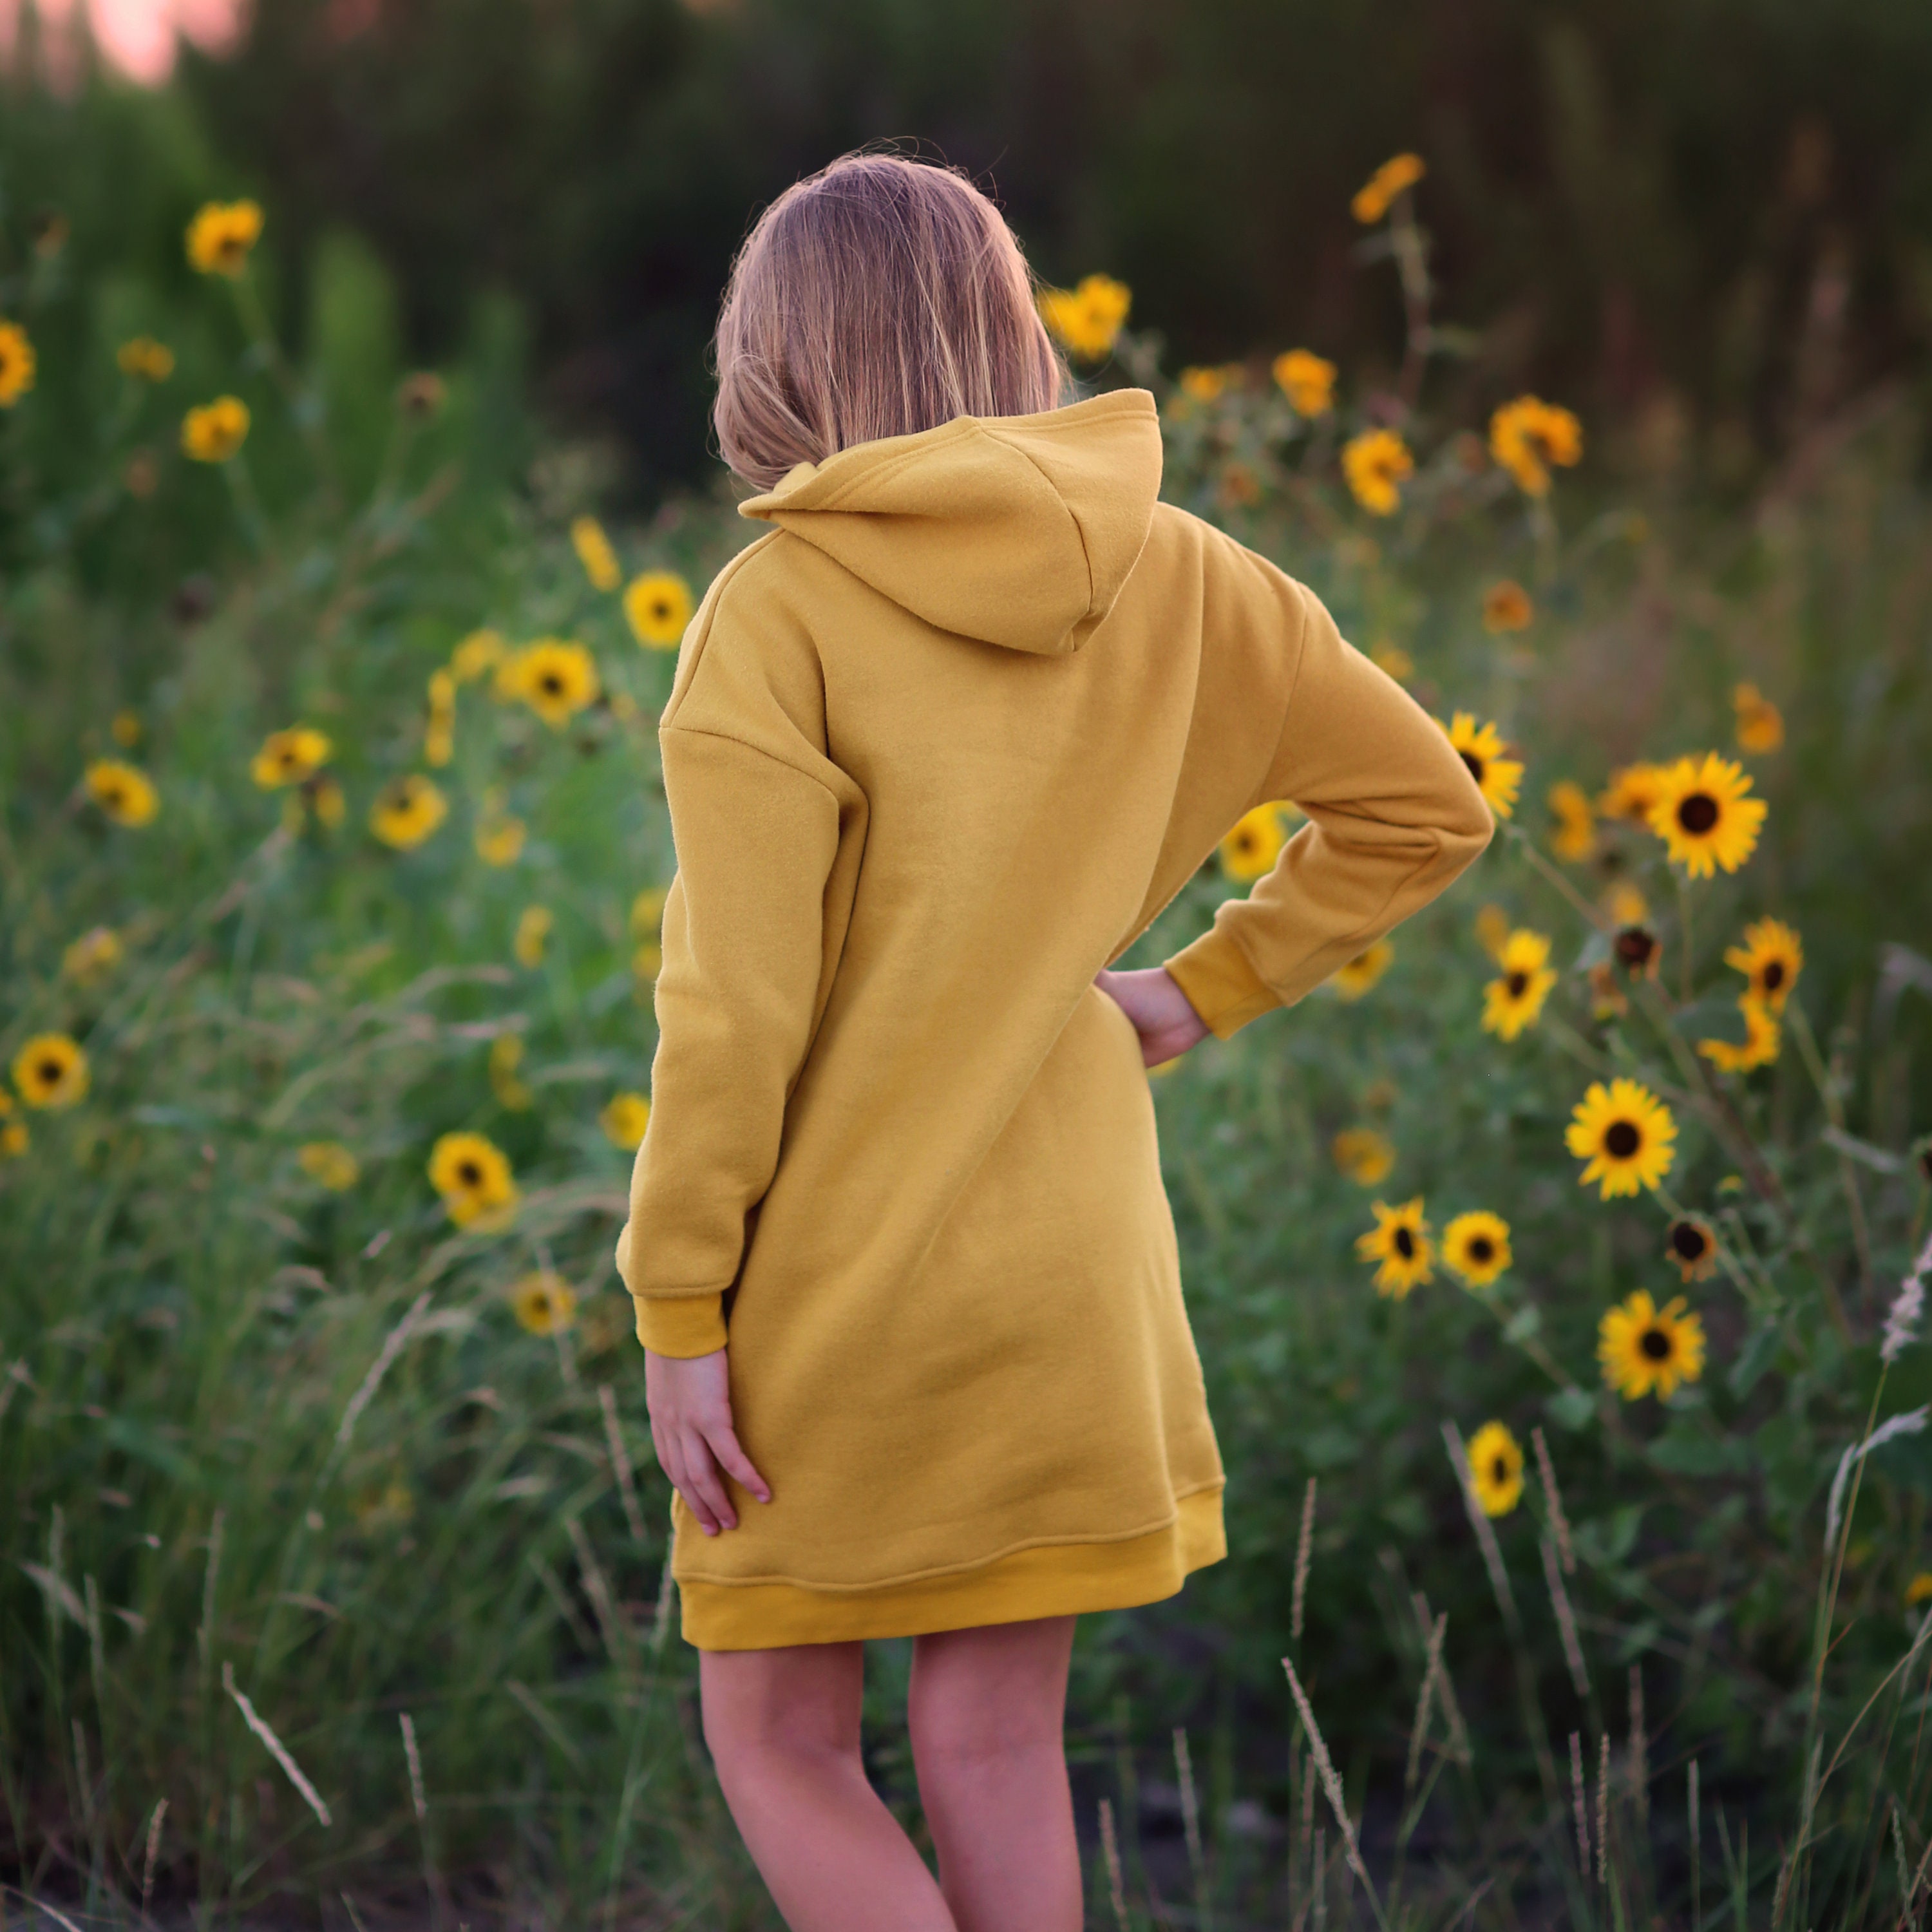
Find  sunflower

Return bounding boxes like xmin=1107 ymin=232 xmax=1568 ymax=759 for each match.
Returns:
xmin=1566 ymin=1079 xmax=1677 ymax=1198
xmin=1482 ymin=929 xmax=1557 ymax=1041
xmin=84 ymin=759 xmax=159 ymax=827
xmin=1483 ymin=580 xmax=1533 ymax=633
xmin=1179 ymin=365 xmax=1244 ymax=404
xmin=1613 ymin=925 xmax=1662 ymax=980
xmin=13 ymin=1033 xmax=90 ymax=1110
xmin=1331 ymin=1128 xmax=1396 ymax=1186
xmin=424 ymin=714 xmax=454 ymax=768
xmin=475 ymin=812 xmax=526 ymax=867
xmin=511 ymin=1271 xmax=578 ymax=1336
xmin=1604 ymin=881 xmax=1649 ymax=927
xmin=450 ymin=628 xmax=508 ymax=683
xmin=1724 ymin=918 xmax=1803 ymax=1013
xmin=1439 ymin=713 xmax=1522 ymax=819
xmin=1272 ymin=349 xmax=1335 ymax=417
xmin=250 ymin=725 xmax=332 ymax=790
xmin=505 ymin=639 xmax=601 ymax=726
xmin=1333 ymin=940 xmax=1394 ymax=1001
xmin=1698 ymin=997 xmax=1780 ymax=1074
xmin=1732 ymin=681 xmax=1785 ymax=754
xmin=1342 ymin=429 xmax=1414 ymax=516
xmin=1598 ymin=1290 xmax=1705 ymax=1401
xmin=570 ymin=516 xmax=621 ymax=592
xmin=488 ymin=1036 xmax=533 ymax=1111
xmin=1474 ymin=903 xmax=1513 ymax=961
xmin=1547 ymin=781 xmax=1596 ymax=862
xmin=1598 ymin=762 xmax=1669 ymax=825
xmin=1489 ymin=396 xmax=1584 ymax=497
xmin=1646 ymin=753 xmax=1766 ymax=878
xmin=1036 ymin=274 xmax=1131 ymax=361
xmin=1908 ymin=1573 xmax=1932 ymax=1609
xmin=0 ymin=1110 xmax=26 ymax=1159
xmin=297 ymin=1141 xmax=359 ymax=1191
xmin=624 ymin=571 xmax=694 ymax=650
xmin=1443 ymin=1211 xmax=1512 ymax=1289
xmin=369 ymin=775 xmax=447 ymax=850
xmin=1219 ymin=803 xmax=1289 ymax=882
xmin=1665 ymin=1216 xmax=1719 ymax=1282
xmin=1351 ymin=152 xmax=1425 ymax=224
xmin=63 ymin=926 xmax=123 ymax=984
xmin=427 ymin=1132 xmax=519 ymax=1229
xmin=0 ymin=320 xmax=36 ymax=406
xmin=117 ymin=337 xmax=175 ymax=382
xmin=308 ymin=775 xmax=346 ymax=828
xmin=600 ymin=1091 xmax=652 ymax=1150
xmin=1465 ymin=1421 xmax=1524 ymax=1516
xmin=181 ymin=397 xmax=250 ymax=463
xmin=185 ymin=199 xmax=263 ymax=276
xmin=1356 ymin=1197 xmax=1433 ymax=1298
xmin=513 ymin=906 xmax=553 ymax=969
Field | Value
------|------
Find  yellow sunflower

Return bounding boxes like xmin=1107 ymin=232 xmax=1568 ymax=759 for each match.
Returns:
xmin=250 ymin=725 xmax=332 ymax=790
xmin=297 ymin=1141 xmax=359 ymax=1191
xmin=1732 ymin=681 xmax=1785 ymax=754
xmin=450 ymin=628 xmax=508 ymax=683
xmin=1547 ymin=780 xmax=1596 ymax=862
xmin=369 ymin=775 xmax=447 ymax=850
xmin=185 ymin=199 xmax=263 ymax=276
xmin=84 ymin=759 xmax=159 ymax=827
xmin=62 ymin=926 xmax=122 ymax=984
xmin=427 ymin=1132 xmax=519 ymax=1229
xmin=475 ymin=811 xmax=526 ymax=867
xmin=1474 ymin=902 xmax=1513 ymax=961
xmin=1724 ymin=918 xmax=1802 ymax=1013
xmin=1356 ymin=1197 xmax=1433 ymax=1298
xmin=1598 ymin=1290 xmax=1705 ymax=1401
xmin=1482 ymin=580 xmax=1534 ymax=633
xmin=117 ymin=337 xmax=175 ymax=382
xmin=600 ymin=1091 xmax=652 ymax=1150
xmin=1482 ymin=929 xmax=1558 ymax=1041
xmin=570 ymin=515 xmax=621 ymax=592
xmin=624 ymin=572 xmax=694 ymax=650
xmin=1604 ymin=881 xmax=1650 ymax=927
xmin=511 ymin=1271 xmax=578 ymax=1336
xmin=504 ymin=639 xmax=600 ymax=726
xmin=1598 ymin=762 xmax=1669 ymax=825
xmin=1646 ymin=753 xmax=1766 ymax=878
xmin=1331 ymin=1127 xmax=1396 ymax=1186
xmin=1665 ymin=1216 xmax=1719 ymax=1282
xmin=1342 ymin=428 xmax=1414 ymax=516
xmin=1333 ymin=940 xmax=1394 ymax=1001
xmin=1037 ymin=274 xmax=1132 ymax=361
xmin=182 ymin=397 xmax=250 ymax=463
xmin=1272 ymin=349 xmax=1335 ymax=417
xmin=1465 ymin=1420 xmax=1524 ymax=1516
xmin=1698 ymin=997 xmax=1780 ymax=1074
xmin=1 ymin=1110 xmax=27 ymax=1159
xmin=424 ymin=714 xmax=454 ymax=768
xmin=0 ymin=320 xmax=36 ymax=406
xmin=1351 ymin=152 xmax=1426 ymax=224
xmin=1489 ymin=396 xmax=1584 ymax=497
xmin=513 ymin=906 xmax=553 ymax=969
xmin=1443 ymin=1211 xmax=1512 ymax=1289
xmin=1219 ymin=803 xmax=1289 ymax=881
xmin=14 ymin=1033 xmax=90 ymax=1110
xmin=1566 ymin=1079 xmax=1677 ymax=1198
xmin=1439 ymin=713 xmax=1522 ymax=819
xmin=1907 ymin=1573 xmax=1932 ymax=1608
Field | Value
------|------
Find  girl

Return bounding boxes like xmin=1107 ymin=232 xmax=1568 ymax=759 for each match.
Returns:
xmin=617 ymin=151 xmax=1491 ymax=1931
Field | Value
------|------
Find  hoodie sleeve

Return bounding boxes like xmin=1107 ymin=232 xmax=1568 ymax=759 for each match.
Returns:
xmin=1162 ymin=571 xmax=1493 ymax=1039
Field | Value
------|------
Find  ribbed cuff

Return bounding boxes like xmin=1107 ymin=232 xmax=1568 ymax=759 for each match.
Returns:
xmin=1162 ymin=926 xmax=1282 ymax=1040
xmin=633 ymin=1292 xmax=729 ymax=1358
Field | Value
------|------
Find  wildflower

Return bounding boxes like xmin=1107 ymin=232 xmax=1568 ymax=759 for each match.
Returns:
xmin=0 ymin=321 xmax=36 ymax=406
xmin=1439 ymin=713 xmax=1522 ymax=819
xmin=1219 ymin=804 xmax=1288 ymax=882
xmin=1474 ymin=903 xmax=1513 ymax=961
xmin=1604 ymin=881 xmax=1649 ymax=927
xmin=1732 ymin=681 xmax=1785 ymax=754
xmin=488 ymin=1036 xmax=533 ymax=1111
xmin=1698 ymin=997 xmax=1781 ymax=1074
xmin=614 ymin=568 xmax=698 ymax=653
xmin=451 ymin=629 xmax=508 ymax=683
xmin=1483 ymin=580 xmax=1534 ymax=633
xmin=1587 ymin=961 xmax=1627 ymax=1019
xmin=1908 ymin=1573 xmax=1932 ymax=1607
xmin=1273 ymin=350 xmax=1336 ymax=417
xmin=185 ymin=200 xmax=263 ymax=276
xmin=369 ymin=775 xmax=447 ymax=850
xmin=1547 ymin=781 xmax=1596 ymax=861
xmin=251 ymin=726 xmax=332 ymax=790
xmin=1613 ymin=925 xmax=1662 ymax=979
xmin=475 ymin=811 xmax=526 ymax=867
xmin=1647 ymin=754 xmax=1766 ymax=878
xmin=1489 ymin=397 xmax=1584 ymax=497
xmin=1482 ymin=930 xmax=1557 ymax=1041
xmin=397 ymin=372 xmax=446 ymax=417
xmin=1342 ymin=428 xmax=1414 ymax=516
xmin=511 ymin=1271 xmax=577 ymax=1336
xmin=117 ymin=337 xmax=175 ymax=382
xmin=84 ymin=759 xmax=159 ymax=827
xmin=1179 ymin=365 xmax=1243 ymax=403
xmin=1370 ymin=641 xmax=1414 ymax=681
xmin=111 ymin=711 xmax=142 ymax=747
xmin=1724 ymin=918 xmax=1802 ymax=1013
xmin=513 ymin=906 xmax=553 ymax=969
xmin=1665 ymin=1217 xmax=1719 ymax=1282
xmin=1356 ymin=1197 xmax=1433 ymax=1298
xmin=1443 ymin=1211 xmax=1511 ymax=1289
xmin=1351 ymin=152 xmax=1425 ymax=224
xmin=570 ymin=515 xmax=621 ymax=593
xmin=1331 ymin=1128 xmax=1396 ymax=1186
xmin=600 ymin=1091 xmax=652 ymax=1150
xmin=181 ymin=397 xmax=250 ymax=463
xmin=1567 ymin=1079 xmax=1676 ymax=1198
xmin=503 ymin=639 xmax=600 ymax=727
xmin=1333 ymin=941 xmax=1394 ymax=1001
xmin=0 ymin=1095 xmax=26 ymax=1159
xmin=1465 ymin=1421 xmax=1524 ymax=1516
xmin=1598 ymin=763 xmax=1668 ymax=825
xmin=62 ymin=927 xmax=122 ymax=984
xmin=297 ymin=1141 xmax=359 ymax=1191
xmin=424 ymin=714 xmax=453 ymax=768
xmin=13 ymin=1034 xmax=90 ymax=1110
xmin=427 ymin=1131 xmax=519 ymax=1229
xmin=1037 ymin=274 xmax=1132 ymax=361
xmin=1598 ymin=1290 xmax=1705 ymax=1401
xmin=308 ymin=775 xmax=346 ymax=828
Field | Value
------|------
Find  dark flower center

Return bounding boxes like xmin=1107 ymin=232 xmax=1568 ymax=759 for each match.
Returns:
xmin=652 ymin=600 xmax=672 ymax=620
xmin=1491 ymin=1455 xmax=1510 ymax=1482
xmin=1762 ymin=961 xmax=1785 ymax=990
xmin=1639 ymin=1327 xmax=1673 ymax=1361
xmin=457 ymin=1161 xmax=481 ymax=1186
xmin=1506 ymin=972 xmax=1528 ymax=998
xmin=1604 ymin=1120 xmax=1642 ymax=1158
xmin=39 ymin=1059 xmax=61 ymax=1083
xmin=540 ymin=674 xmax=563 ymax=695
xmin=1460 ymin=752 xmax=1484 ymax=784
xmin=1614 ymin=927 xmax=1657 ymax=968
xmin=1469 ymin=1236 xmax=1494 ymax=1262
xmin=1677 ymin=793 xmax=1719 ymax=834
xmin=1671 ymin=1222 xmax=1709 ymax=1260
xmin=1394 ymin=1227 xmax=1415 ymax=1258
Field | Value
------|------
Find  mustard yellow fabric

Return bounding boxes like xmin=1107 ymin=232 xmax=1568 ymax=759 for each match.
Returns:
xmin=614 ymin=388 xmax=1492 ymax=1651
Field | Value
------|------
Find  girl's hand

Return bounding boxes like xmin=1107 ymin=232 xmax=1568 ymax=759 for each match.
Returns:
xmin=643 ymin=1345 xmax=771 ymax=1535
xmin=1094 ymin=966 xmax=1211 ymax=1067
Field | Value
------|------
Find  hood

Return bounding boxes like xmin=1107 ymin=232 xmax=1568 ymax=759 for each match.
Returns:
xmin=737 ymin=388 xmax=1162 ymax=656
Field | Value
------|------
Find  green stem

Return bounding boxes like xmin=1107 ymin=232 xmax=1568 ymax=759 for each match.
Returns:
xmin=1788 ymin=999 xmax=1875 ymax=1298
xmin=1508 ymin=824 xmax=1609 ymax=931
xmin=1676 ymin=870 xmax=1695 ymax=1007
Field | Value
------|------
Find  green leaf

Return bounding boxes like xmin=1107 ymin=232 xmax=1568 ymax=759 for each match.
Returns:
xmin=1545 ymin=1387 xmax=1598 ymax=1432
xmin=1727 ymin=1323 xmax=1782 ymax=1398
xmin=1647 ymin=1420 xmax=1749 ymax=1477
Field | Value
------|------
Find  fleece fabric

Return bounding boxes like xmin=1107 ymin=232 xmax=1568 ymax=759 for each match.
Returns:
xmin=614 ymin=388 xmax=1492 ymax=1649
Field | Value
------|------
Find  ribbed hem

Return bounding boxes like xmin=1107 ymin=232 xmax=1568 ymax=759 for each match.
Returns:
xmin=632 ymin=1291 xmax=728 ymax=1358
xmin=680 ymin=1485 xmax=1226 ymax=1650
xmin=1163 ymin=928 xmax=1280 ymax=1039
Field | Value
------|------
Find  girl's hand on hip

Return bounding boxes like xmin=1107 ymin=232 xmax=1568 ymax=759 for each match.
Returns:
xmin=643 ymin=1345 xmax=771 ymax=1535
xmin=1094 ymin=966 xmax=1211 ymax=1067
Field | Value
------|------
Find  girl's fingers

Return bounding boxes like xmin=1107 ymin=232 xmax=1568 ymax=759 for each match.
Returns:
xmin=678 ymin=1428 xmax=737 ymax=1533
xmin=705 ymin=1418 xmax=772 ymax=1504
xmin=661 ymin=1433 xmax=721 ymax=1536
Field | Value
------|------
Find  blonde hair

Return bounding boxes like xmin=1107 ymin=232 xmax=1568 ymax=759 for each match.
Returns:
xmin=712 ymin=152 xmax=1068 ymax=491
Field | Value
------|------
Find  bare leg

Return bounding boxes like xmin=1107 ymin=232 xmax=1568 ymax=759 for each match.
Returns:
xmin=700 ymin=1640 xmax=958 ymax=1932
xmin=909 ymin=1616 xmax=1083 ymax=1932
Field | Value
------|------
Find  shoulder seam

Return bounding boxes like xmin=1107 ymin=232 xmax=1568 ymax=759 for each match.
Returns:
xmin=661 ymin=723 xmax=844 ymax=808
xmin=659 ymin=531 xmax=788 ymax=732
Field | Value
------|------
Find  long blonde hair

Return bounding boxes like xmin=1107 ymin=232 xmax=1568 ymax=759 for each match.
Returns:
xmin=712 ymin=151 xmax=1068 ymax=491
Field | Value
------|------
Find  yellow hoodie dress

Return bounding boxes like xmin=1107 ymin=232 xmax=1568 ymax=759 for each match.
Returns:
xmin=616 ymin=388 xmax=1492 ymax=1650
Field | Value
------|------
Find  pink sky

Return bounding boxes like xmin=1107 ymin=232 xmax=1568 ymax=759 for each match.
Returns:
xmin=3 ymin=0 xmax=242 ymax=82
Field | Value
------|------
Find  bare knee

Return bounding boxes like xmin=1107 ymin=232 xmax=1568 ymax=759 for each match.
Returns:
xmin=908 ymin=1619 xmax=1073 ymax=1772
